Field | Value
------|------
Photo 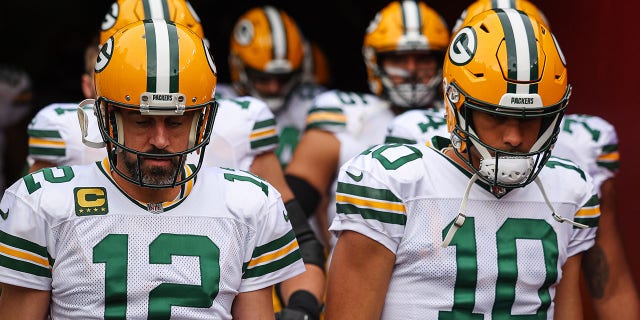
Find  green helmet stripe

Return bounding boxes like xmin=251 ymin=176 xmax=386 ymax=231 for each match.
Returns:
xmin=144 ymin=19 xmax=180 ymax=93
xmin=491 ymin=0 xmax=518 ymax=8
xmin=521 ymin=11 xmax=539 ymax=94
xmin=264 ymin=6 xmax=287 ymax=61
xmin=144 ymin=20 xmax=158 ymax=92
xmin=495 ymin=9 xmax=538 ymax=94
xmin=400 ymin=0 xmax=421 ymax=36
xmin=142 ymin=0 xmax=171 ymax=19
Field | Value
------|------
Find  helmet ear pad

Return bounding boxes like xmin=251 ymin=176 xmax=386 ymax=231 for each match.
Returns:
xmin=189 ymin=100 xmax=218 ymax=152
xmin=111 ymin=110 xmax=124 ymax=145
xmin=188 ymin=109 xmax=205 ymax=149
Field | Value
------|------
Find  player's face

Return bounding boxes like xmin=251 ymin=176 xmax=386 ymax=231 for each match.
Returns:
xmin=248 ymin=69 xmax=297 ymax=98
xmin=470 ymin=110 xmax=542 ymax=159
xmin=381 ymin=52 xmax=439 ymax=86
xmin=118 ymin=110 xmax=195 ymax=185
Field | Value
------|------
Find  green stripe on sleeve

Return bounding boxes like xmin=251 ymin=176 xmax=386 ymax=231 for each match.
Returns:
xmin=29 ymin=147 xmax=65 ymax=156
xmin=251 ymin=136 xmax=279 ymax=150
xmin=573 ymin=216 xmax=599 ymax=229
xmin=582 ymin=194 xmax=599 ymax=208
xmin=308 ymin=107 xmax=343 ymax=115
xmin=251 ymin=229 xmax=296 ymax=258
xmin=336 ymin=203 xmax=407 ymax=226
xmin=385 ymin=136 xmax=417 ymax=144
xmin=0 ymin=255 xmax=51 ymax=278
xmin=596 ymin=161 xmax=620 ymax=171
xmin=28 ymin=129 xmax=62 ymax=138
xmin=253 ymin=119 xmax=276 ymax=130
xmin=0 ymin=230 xmax=49 ymax=258
xmin=337 ymin=182 xmax=402 ymax=202
xmin=243 ymin=249 xmax=302 ymax=279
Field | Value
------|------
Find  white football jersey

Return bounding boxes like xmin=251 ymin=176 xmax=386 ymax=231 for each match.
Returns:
xmin=384 ymin=108 xmax=449 ymax=146
xmin=330 ymin=143 xmax=599 ymax=319
xmin=27 ymin=102 xmax=106 ymax=166
xmin=305 ymin=90 xmax=396 ymax=247
xmin=214 ymin=83 xmax=327 ymax=167
xmin=273 ymin=83 xmax=327 ymax=167
xmin=0 ymin=160 xmax=305 ymax=319
xmin=554 ymin=114 xmax=619 ymax=192
xmin=188 ymin=96 xmax=278 ymax=171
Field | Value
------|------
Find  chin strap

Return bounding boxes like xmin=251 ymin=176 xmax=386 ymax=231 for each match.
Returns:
xmin=77 ymin=99 xmax=106 ymax=149
xmin=534 ymin=178 xmax=588 ymax=229
xmin=442 ymin=173 xmax=479 ymax=247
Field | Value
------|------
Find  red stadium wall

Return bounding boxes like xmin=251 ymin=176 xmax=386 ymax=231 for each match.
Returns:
xmin=534 ymin=1 xmax=640 ymax=318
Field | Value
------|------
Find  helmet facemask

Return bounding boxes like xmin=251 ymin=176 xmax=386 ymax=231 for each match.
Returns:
xmin=367 ymin=49 xmax=444 ymax=109
xmin=229 ymin=6 xmax=305 ymax=113
xmin=95 ymin=95 xmax=218 ymax=189
xmin=232 ymin=57 xmax=302 ymax=113
xmin=446 ymin=82 xmax=569 ymax=189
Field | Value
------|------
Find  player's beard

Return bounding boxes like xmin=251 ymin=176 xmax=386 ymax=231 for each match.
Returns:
xmin=123 ymin=148 xmax=182 ymax=186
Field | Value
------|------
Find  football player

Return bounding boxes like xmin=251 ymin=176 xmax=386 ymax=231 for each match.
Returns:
xmin=222 ymin=5 xmax=328 ymax=168
xmin=31 ymin=2 xmax=329 ymax=318
xmin=326 ymin=8 xmax=598 ymax=319
xmin=222 ymin=7 xmax=329 ymax=319
xmin=459 ymin=4 xmax=639 ymax=318
xmin=27 ymin=0 xmax=205 ymax=173
xmin=285 ymin=0 xmax=450 ymax=250
xmin=384 ymin=1 xmax=640 ymax=318
xmin=27 ymin=34 xmax=106 ymax=173
xmin=0 ymin=19 xmax=304 ymax=319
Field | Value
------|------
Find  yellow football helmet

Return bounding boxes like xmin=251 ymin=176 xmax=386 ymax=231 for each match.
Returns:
xmin=100 ymin=0 xmax=204 ymax=44
xmin=363 ymin=0 xmax=450 ymax=109
xmin=229 ymin=6 xmax=305 ymax=112
xmin=451 ymin=0 xmax=550 ymax=34
xmin=443 ymin=8 xmax=569 ymax=188
xmin=93 ymin=19 xmax=218 ymax=188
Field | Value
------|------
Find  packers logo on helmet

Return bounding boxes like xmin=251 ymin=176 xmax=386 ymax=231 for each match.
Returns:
xmin=448 ymin=27 xmax=477 ymax=66
xmin=95 ymin=37 xmax=114 ymax=73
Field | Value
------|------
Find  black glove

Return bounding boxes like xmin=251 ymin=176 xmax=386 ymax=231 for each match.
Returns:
xmin=275 ymin=290 xmax=321 ymax=320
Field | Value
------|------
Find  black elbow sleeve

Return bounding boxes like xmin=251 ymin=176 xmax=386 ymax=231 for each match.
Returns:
xmin=284 ymin=199 xmax=326 ymax=271
xmin=285 ymin=174 xmax=321 ymax=217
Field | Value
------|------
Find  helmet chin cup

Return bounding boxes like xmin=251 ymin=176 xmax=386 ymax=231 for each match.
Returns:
xmin=262 ymin=96 xmax=286 ymax=112
xmin=479 ymin=156 xmax=534 ymax=186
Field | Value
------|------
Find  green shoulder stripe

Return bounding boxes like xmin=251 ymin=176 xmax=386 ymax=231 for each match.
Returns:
xmin=573 ymin=216 xmax=599 ymax=229
xmin=28 ymin=129 xmax=62 ymax=138
xmin=29 ymin=147 xmax=65 ymax=156
xmin=251 ymin=230 xmax=296 ymax=258
xmin=337 ymin=182 xmax=401 ymax=203
xmin=253 ymin=119 xmax=276 ymax=130
xmin=251 ymin=136 xmax=279 ymax=150
xmin=242 ymin=249 xmax=301 ymax=279
xmin=336 ymin=203 xmax=407 ymax=226
xmin=0 ymin=230 xmax=53 ymax=277
xmin=385 ymin=136 xmax=416 ymax=144
xmin=0 ymin=230 xmax=49 ymax=257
